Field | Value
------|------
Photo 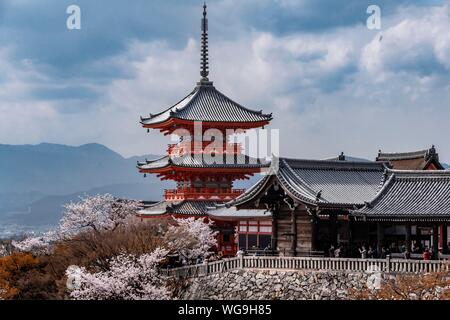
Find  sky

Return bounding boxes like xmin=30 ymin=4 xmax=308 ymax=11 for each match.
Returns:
xmin=1 ymin=0 xmax=450 ymax=161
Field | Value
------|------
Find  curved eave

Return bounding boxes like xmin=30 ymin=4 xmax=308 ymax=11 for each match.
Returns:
xmin=227 ymin=174 xmax=275 ymax=208
xmin=315 ymin=202 xmax=363 ymax=210
xmin=141 ymin=117 xmax=271 ymax=131
xmin=138 ymin=164 xmax=266 ymax=174
xmin=208 ymin=212 xmax=272 ymax=221
xmin=139 ymin=212 xmax=208 ymax=219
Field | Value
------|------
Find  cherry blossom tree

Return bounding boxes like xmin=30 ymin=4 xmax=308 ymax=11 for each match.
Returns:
xmin=59 ymin=194 xmax=140 ymax=236
xmin=13 ymin=194 xmax=140 ymax=254
xmin=11 ymin=234 xmax=55 ymax=255
xmin=66 ymin=247 xmax=170 ymax=300
xmin=0 ymin=245 xmax=7 ymax=257
xmin=164 ymin=217 xmax=218 ymax=262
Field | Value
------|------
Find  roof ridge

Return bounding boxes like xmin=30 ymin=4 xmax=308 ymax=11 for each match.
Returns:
xmin=376 ymin=147 xmax=436 ymax=161
xmin=388 ymin=168 xmax=450 ymax=175
xmin=280 ymin=157 xmax=386 ymax=171
xmin=364 ymin=172 xmax=396 ymax=208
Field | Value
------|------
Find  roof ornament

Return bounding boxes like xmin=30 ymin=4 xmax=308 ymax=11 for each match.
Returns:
xmin=316 ymin=190 xmax=322 ymax=202
xmin=429 ymin=145 xmax=436 ymax=155
xmin=198 ymin=3 xmax=212 ymax=86
xmin=338 ymin=152 xmax=345 ymax=161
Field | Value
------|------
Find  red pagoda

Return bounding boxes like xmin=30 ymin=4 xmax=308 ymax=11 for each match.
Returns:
xmin=137 ymin=4 xmax=272 ymax=255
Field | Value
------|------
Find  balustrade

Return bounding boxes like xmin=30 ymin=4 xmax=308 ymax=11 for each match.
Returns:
xmin=164 ymin=188 xmax=245 ymax=201
xmin=161 ymin=256 xmax=450 ymax=279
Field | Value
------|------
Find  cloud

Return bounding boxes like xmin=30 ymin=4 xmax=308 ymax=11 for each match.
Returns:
xmin=1 ymin=0 xmax=450 ymax=163
xmin=361 ymin=4 xmax=450 ymax=79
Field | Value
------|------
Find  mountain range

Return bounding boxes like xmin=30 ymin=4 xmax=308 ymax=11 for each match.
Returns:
xmin=0 ymin=143 xmax=448 ymax=237
xmin=0 ymin=143 xmax=171 ymax=237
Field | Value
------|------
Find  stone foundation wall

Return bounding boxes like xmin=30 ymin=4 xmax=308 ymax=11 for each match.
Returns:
xmin=180 ymin=269 xmax=374 ymax=300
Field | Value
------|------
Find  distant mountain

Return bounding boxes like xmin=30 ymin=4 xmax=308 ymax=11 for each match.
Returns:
xmin=0 ymin=143 xmax=172 ymax=236
xmin=443 ymin=163 xmax=450 ymax=169
xmin=10 ymin=183 xmax=165 ymax=227
xmin=0 ymin=143 xmax=159 ymax=195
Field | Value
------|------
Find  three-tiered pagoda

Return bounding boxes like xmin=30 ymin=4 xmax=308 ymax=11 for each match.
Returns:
xmin=137 ymin=4 xmax=272 ymax=254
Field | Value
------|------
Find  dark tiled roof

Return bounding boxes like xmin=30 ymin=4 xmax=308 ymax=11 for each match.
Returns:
xmin=351 ymin=170 xmax=450 ymax=221
xmin=376 ymin=146 xmax=444 ymax=170
xmin=229 ymin=158 xmax=389 ymax=208
xmin=208 ymin=205 xmax=271 ymax=219
xmin=140 ymin=84 xmax=272 ymax=125
xmin=137 ymin=154 xmax=270 ymax=170
xmin=139 ymin=200 xmax=218 ymax=216
xmin=225 ymin=174 xmax=273 ymax=207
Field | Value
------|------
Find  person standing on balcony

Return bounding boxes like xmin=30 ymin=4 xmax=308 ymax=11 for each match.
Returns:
xmin=359 ymin=245 xmax=367 ymax=259
xmin=423 ymin=248 xmax=431 ymax=260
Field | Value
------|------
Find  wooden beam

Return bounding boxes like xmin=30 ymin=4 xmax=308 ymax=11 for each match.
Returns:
xmin=348 ymin=217 xmax=353 ymax=253
xmin=443 ymin=223 xmax=448 ymax=254
xmin=271 ymin=209 xmax=278 ymax=252
xmin=432 ymin=225 xmax=439 ymax=259
xmin=377 ymin=223 xmax=384 ymax=256
xmin=330 ymin=214 xmax=337 ymax=246
xmin=290 ymin=210 xmax=297 ymax=257
xmin=405 ymin=223 xmax=412 ymax=258
xmin=311 ymin=215 xmax=318 ymax=252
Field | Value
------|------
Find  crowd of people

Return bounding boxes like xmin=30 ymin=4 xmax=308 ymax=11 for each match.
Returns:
xmin=327 ymin=242 xmax=441 ymax=260
xmin=169 ymin=242 xmax=446 ymax=266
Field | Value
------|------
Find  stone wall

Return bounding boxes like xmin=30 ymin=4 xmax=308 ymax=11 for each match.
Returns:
xmin=180 ymin=269 xmax=374 ymax=300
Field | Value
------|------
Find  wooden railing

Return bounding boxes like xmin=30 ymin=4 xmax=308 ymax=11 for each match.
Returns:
xmin=167 ymin=142 xmax=243 ymax=156
xmin=164 ymin=188 xmax=245 ymax=201
xmin=159 ymin=256 xmax=450 ymax=279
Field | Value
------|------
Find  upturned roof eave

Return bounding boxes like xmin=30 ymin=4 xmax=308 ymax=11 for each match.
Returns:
xmin=141 ymin=117 xmax=272 ymax=129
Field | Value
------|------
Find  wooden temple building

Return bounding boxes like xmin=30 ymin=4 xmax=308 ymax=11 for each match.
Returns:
xmin=137 ymin=4 xmax=450 ymax=259
xmin=213 ymin=156 xmax=449 ymax=258
xmin=376 ymin=146 xmax=445 ymax=170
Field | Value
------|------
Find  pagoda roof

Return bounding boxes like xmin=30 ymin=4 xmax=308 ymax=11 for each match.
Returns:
xmin=140 ymin=83 xmax=272 ymax=126
xmin=140 ymin=4 xmax=272 ymax=130
xmin=139 ymin=199 xmax=270 ymax=219
xmin=139 ymin=200 xmax=217 ymax=217
xmin=228 ymin=158 xmax=389 ymax=209
xmin=137 ymin=154 xmax=270 ymax=171
xmin=376 ymin=145 xmax=444 ymax=170
xmin=351 ymin=170 xmax=450 ymax=222
xmin=208 ymin=205 xmax=271 ymax=220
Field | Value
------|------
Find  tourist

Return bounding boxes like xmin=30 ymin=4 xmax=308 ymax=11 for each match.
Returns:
xmin=263 ymin=244 xmax=272 ymax=256
xmin=328 ymin=244 xmax=335 ymax=257
xmin=404 ymin=250 xmax=411 ymax=259
xmin=423 ymin=248 xmax=431 ymax=261
xmin=334 ymin=246 xmax=341 ymax=258
xmin=367 ymin=246 xmax=374 ymax=258
xmin=380 ymin=247 xmax=387 ymax=259
xmin=359 ymin=245 xmax=367 ymax=259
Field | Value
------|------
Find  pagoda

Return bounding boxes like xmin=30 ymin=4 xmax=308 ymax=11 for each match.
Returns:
xmin=137 ymin=4 xmax=272 ymax=254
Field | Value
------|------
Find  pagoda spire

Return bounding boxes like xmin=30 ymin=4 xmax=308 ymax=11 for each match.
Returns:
xmin=199 ymin=3 xmax=211 ymax=85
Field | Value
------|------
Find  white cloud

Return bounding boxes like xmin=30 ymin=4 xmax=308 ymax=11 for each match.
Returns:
xmin=2 ymin=3 xmax=450 ymax=163
xmin=361 ymin=4 xmax=450 ymax=78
